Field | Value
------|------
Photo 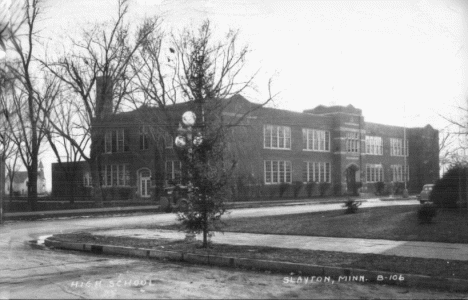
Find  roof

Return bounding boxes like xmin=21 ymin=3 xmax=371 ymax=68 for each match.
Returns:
xmin=8 ymin=170 xmax=45 ymax=184
xmin=303 ymin=104 xmax=362 ymax=115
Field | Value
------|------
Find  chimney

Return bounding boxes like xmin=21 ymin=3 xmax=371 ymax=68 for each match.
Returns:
xmin=95 ymin=76 xmax=113 ymax=118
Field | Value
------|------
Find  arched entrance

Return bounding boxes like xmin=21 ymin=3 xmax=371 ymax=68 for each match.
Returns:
xmin=138 ymin=169 xmax=151 ymax=198
xmin=345 ymin=164 xmax=359 ymax=196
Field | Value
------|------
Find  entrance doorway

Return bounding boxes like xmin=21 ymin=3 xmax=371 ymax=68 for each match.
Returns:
xmin=139 ymin=169 xmax=151 ymax=198
xmin=346 ymin=165 xmax=359 ymax=196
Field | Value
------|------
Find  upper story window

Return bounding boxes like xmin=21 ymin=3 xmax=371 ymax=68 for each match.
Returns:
xmin=165 ymin=132 xmax=174 ymax=149
xmin=104 ymin=128 xmax=129 ymax=153
xmin=83 ymin=173 xmax=92 ymax=187
xmin=390 ymin=138 xmax=408 ymax=156
xmin=139 ymin=126 xmax=149 ymax=150
xmin=264 ymin=125 xmax=291 ymax=150
xmin=346 ymin=132 xmax=360 ymax=153
xmin=366 ymin=164 xmax=383 ymax=183
xmin=365 ymin=136 xmax=383 ymax=155
xmin=302 ymin=129 xmax=330 ymax=152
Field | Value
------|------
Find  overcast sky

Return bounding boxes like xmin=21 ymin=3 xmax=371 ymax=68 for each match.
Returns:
xmin=28 ymin=0 xmax=468 ymax=189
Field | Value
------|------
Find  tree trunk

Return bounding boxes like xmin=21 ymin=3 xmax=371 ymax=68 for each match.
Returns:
xmin=90 ymin=127 xmax=104 ymax=207
xmin=27 ymin=162 xmax=38 ymax=211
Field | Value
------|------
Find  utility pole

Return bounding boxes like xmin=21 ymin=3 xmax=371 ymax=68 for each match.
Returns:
xmin=403 ymin=105 xmax=409 ymax=198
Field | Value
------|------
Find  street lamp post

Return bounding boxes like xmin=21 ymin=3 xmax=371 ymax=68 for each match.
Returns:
xmin=174 ymin=111 xmax=203 ymax=242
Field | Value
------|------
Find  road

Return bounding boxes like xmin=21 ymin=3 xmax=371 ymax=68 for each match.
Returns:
xmin=1 ymin=200 xmax=465 ymax=299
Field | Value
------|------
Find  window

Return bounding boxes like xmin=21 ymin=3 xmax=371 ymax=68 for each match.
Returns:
xmin=365 ymin=136 xmax=383 ymax=155
xmin=83 ymin=173 xmax=92 ymax=187
xmin=390 ymin=138 xmax=408 ymax=156
xmin=140 ymin=126 xmax=149 ymax=150
xmin=103 ymin=164 xmax=130 ymax=186
xmin=104 ymin=129 xmax=129 ymax=153
xmin=346 ymin=132 xmax=360 ymax=153
xmin=166 ymin=160 xmax=182 ymax=184
xmin=366 ymin=164 xmax=383 ymax=182
xmin=302 ymin=161 xmax=331 ymax=183
xmin=165 ymin=132 xmax=173 ymax=149
xmin=264 ymin=160 xmax=291 ymax=184
xmin=105 ymin=131 xmax=112 ymax=153
xmin=391 ymin=165 xmax=409 ymax=182
xmin=302 ymin=129 xmax=330 ymax=152
xmin=264 ymin=125 xmax=291 ymax=150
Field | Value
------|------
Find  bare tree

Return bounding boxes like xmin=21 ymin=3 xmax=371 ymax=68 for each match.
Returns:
xmin=43 ymin=92 xmax=89 ymax=204
xmin=41 ymin=0 xmax=158 ymax=205
xmin=439 ymin=99 xmax=468 ymax=172
xmin=4 ymin=0 xmax=61 ymax=210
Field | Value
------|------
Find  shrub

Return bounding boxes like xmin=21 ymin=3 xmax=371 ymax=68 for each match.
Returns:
xmin=354 ymin=182 xmax=363 ymax=196
xmin=431 ymin=164 xmax=468 ymax=209
xmin=384 ymin=182 xmax=395 ymax=196
xmin=394 ymin=182 xmax=406 ymax=195
xmin=333 ymin=183 xmax=342 ymax=196
xmin=292 ymin=181 xmax=303 ymax=198
xmin=374 ymin=182 xmax=385 ymax=195
xmin=343 ymin=198 xmax=361 ymax=214
xmin=417 ymin=203 xmax=437 ymax=224
xmin=279 ymin=182 xmax=290 ymax=198
xmin=306 ymin=181 xmax=316 ymax=197
xmin=269 ymin=185 xmax=277 ymax=198
xmin=319 ymin=182 xmax=330 ymax=197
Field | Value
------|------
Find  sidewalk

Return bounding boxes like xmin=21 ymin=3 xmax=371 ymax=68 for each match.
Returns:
xmin=90 ymin=228 xmax=468 ymax=261
xmin=4 ymin=196 xmax=376 ymax=219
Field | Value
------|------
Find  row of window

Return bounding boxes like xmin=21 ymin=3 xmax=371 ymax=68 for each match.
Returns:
xmin=265 ymin=160 xmax=331 ymax=184
xmin=105 ymin=125 xmax=408 ymax=158
xmin=104 ymin=127 xmax=174 ymax=153
xmin=265 ymin=160 xmax=409 ymax=184
xmin=365 ymin=164 xmax=410 ymax=183
xmin=263 ymin=125 xmax=408 ymax=156
xmin=87 ymin=161 xmax=182 ymax=187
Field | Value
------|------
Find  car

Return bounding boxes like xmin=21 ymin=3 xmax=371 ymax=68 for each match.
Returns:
xmin=419 ymin=184 xmax=434 ymax=204
xmin=159 ymin=184 xmax=192 ymax=212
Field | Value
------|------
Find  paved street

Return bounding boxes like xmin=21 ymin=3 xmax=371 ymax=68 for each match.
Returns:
xmin=2 ymin=200 xmax=465 ymax=299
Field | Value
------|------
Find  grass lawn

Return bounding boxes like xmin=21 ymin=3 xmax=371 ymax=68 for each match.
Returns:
xmin=214 ymin=205 xmax=468 ymax=244
xmin=51 ymin=232 xmax=468 ymax=280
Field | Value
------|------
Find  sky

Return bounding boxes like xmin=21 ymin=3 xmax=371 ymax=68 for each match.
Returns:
xmin=12 ymin=0 xmax=468 ymax=190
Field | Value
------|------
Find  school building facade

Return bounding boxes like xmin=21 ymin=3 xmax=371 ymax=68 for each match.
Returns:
xmin=52 ymin=93 xmax=439 ymax=200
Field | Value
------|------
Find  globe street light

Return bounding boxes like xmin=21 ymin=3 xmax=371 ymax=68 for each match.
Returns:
xmin=174 ymin=110 xmax=203 ymax=242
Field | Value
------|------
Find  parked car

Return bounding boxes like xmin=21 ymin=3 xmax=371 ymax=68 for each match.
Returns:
xmin=159 ymin=184 xmax=192 ymax=212
xmin=418 ymin=184 xmax=434 ymax=204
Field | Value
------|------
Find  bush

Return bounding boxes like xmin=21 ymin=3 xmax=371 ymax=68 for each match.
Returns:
xmin=333 ymin=183 xmax=342 ymax=196
xmin=306 ymin=181 xmax=316 ymax=197
xmin=319 ymin=182 xmax=330 ymax=197
xmin=417 ymin=203 xmax=437 ymax=224
xmin=354 ymin=182 xmax=362 ymax=196
xmin=374 ymin=182 xmax=385 ymax=195
xmin=394 ymin=182 xmax=406 ymax=195
xmin=431 ymin=164 xmax=468 ymax=209
xmin=279 ymin=182 xmax=290 ymax=198
xmin=292 ymin=181 xmax=303 ymax=198
xmin=343 ymin=198 xmax=361 ymax=214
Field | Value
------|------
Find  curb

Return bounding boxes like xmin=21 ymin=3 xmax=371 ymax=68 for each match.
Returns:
xmin=44 ymin=237 xmax=468 ymax=292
